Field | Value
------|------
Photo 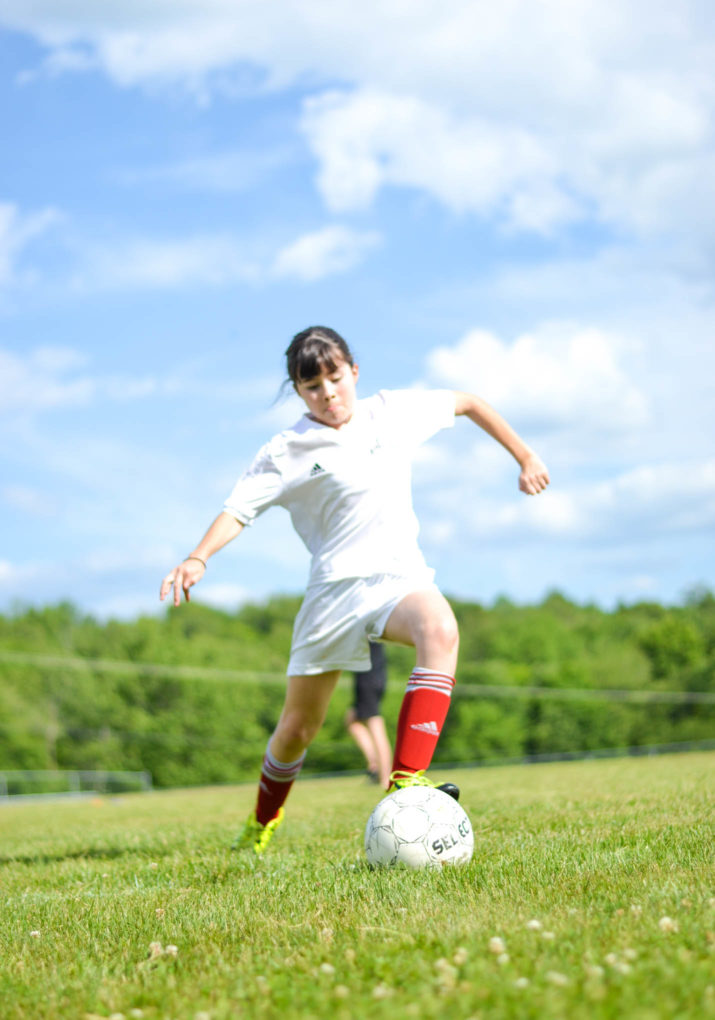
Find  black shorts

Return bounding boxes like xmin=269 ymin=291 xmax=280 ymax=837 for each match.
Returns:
xmin=352 ymin=642 xmax=387 ymax=720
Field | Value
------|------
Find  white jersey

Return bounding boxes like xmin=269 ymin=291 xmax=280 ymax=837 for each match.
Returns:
xmin=223 ymin=388 xmax=456 ymax=585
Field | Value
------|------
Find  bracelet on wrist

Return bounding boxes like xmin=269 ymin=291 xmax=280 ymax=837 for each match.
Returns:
xmin=184 ymin=556 xmax=207 ymax=569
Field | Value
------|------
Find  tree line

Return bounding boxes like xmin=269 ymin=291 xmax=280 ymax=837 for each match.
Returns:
xmin=0 ymin=589 xmax=713 ymax=788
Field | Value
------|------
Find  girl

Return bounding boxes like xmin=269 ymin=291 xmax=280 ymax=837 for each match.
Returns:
xmin=159 ymin=326 xmax=549 ymax=853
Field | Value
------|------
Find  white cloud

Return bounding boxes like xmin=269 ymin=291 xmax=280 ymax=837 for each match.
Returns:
xmin=47 ymin=223 xmax=380 ymax=292
xmin=300 ymin=73 xmax=714 ymax=239
xmin=0 ymin=346 xmax=95 ymax=414
xmin=116 ymin=146 xmax=295 ymax=193
xmin=193 ymin=582 xmax=251 ymax=611
xmin=3 ymin=2 xmax=713 ymax=244
xmin=1 ymin=484 xmax=56 ymax=517
xmin=272 ymin=225 xmax=381 ymax=281
xmin=0 ymin=201 xmax=60 ymax=288
xmin=81 ymin=546 xmax=177 ymax=574
xmin=430 ymin=458 xmax=715 ymax=547
xmin=90 ymin=592 xmax=169 ymax=621
xmin=74 ymin=234 xmax=259 ymax=291
xmin=0 ymin=346 xmax=286 ymax=441
xmin=568 ymin=458 xmax=715 ymax=540
xmin=0 ymin=558 xmax=44 ymax=585
xmin=0 ymin=346 xmax=166 ymax=420
xmin=425 ymin=323 xmax=649 ymax=433
xmin=90 ymin=582 xmax=251 ymax=621
xmin=301 ymin=90 xmax=567 ymax=228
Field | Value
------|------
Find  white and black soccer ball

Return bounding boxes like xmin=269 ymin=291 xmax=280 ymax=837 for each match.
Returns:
xmin=364 ymin=785 xmax=474 ymax=869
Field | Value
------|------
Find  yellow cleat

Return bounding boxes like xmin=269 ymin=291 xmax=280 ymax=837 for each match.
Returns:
xmin=388 ymin=769 xmax=435 ymax=791
xmin=388 ymin=769 xmax=460 ymax=801
xmin=231 ymin=807 xmax=284 ymax=854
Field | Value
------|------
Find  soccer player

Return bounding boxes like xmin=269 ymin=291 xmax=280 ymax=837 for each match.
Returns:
xmin=159 ymin=326 xmax=549 ymax=853
xmin=345 ymin=641 xmax=392 ymax=788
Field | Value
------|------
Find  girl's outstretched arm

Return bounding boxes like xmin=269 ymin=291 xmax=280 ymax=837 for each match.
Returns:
xmin=453 ymin=391 xmax=550 ymax=495
xmin=159 ymin=511 xmax=244 ymax=607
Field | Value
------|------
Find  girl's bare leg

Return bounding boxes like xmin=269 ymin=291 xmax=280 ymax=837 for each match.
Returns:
xmin=381 ymin=588 xmax=459 ymax=777
xmin=251 ymin=670 xmax=342 ymax=827
xmin=381 ymin=588 xmax=459 ymax=672
xmin=270 ymin=670 xmax=342 ymax=761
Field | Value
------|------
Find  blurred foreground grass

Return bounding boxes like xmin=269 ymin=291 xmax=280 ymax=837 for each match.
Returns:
xmin=1 ymin=752 xmax=713 ymax=1019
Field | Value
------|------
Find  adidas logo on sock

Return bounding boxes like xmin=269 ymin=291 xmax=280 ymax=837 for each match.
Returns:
xmin=410 ymin=720 xmax=440 ymax=735
xmin=310 ymin=463 xmax=325 ymax=476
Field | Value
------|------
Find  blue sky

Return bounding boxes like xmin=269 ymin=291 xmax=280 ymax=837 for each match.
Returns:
xmin=1 ymin=1 xmax=714 ymax=619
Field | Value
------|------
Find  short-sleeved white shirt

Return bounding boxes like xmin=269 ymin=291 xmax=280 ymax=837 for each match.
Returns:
xmin=223 ymin=388 xmax=456 ymax=585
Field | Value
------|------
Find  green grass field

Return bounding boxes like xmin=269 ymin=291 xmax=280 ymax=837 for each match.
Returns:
xmin=1 ymin=753 xmax=713 ymax=1020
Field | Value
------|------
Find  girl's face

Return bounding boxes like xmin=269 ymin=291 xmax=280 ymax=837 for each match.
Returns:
xmin=294 ymin=357 xmax=359 ymax=429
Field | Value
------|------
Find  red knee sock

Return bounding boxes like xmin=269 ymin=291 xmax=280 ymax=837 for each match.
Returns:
xmin=391 ymin=667 xmax=455 ymax=774
xmin=255 ymin=744 xmax=306 ymax=825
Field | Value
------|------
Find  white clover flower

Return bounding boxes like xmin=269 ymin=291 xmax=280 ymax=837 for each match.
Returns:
xmin=604 ymin=953 xmax=618 ymax=966
xmin=497 ymin=953 xmax=510 ymax=966
xmin=488 ymin=936 xmax=506 ymax=955
xmin=514 ymin=977 xmax=530 ymax=989
xmin=29 ymin=931 xmax=40 ymax=938
xmin=526 ymin=919 xmax=543 ymax=931
xmin=129 ymin=1010 xmax=145 ymax=1019
xmin=334 ymin=986 xmax=349 ymax=999
xmin=546 ymin=971 xmax=569 ymax=987
xmin=155 ymin=908 xmax=165 ymax=918
xmin=149 ymin=862 xmax=158 ymax=870
xmin=586 ymin=965 xmax=605 ymax=979
xmin=541 ymin=931 xmax=555 ymax=941
xmin=319 ymin=963 xmax=336 ymax=976
xmin=614 ymin=961 xmax=632 ymax=975
xmin=630 ymin=904 xmax=642 ymax=917
xmin=659 ymin=916 xmax=679 ymax=933
xmin=624 ymin=948 xmax=638 ymax=961
xmin=453 ymin=947 xmax=469 ymax=966
xmin=320 ymin=927 xmax=334 ymax=941
xmin=437 ymin=970 xmax=458 ymax=990
xmin=194 ymin=1013 xmax=211 ymax=1020
xmin=435 ymin=958 xmax=458 ymax=987
xmin=148 ymin=942 xmax=163 ymax=960
xmin=165 ymin=944 xmax=178 ymax=958
xmin=372 ymin=983 xmax=393 ymax=999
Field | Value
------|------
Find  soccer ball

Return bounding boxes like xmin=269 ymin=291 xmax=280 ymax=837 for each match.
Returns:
xmin=364 ymin=785 xmax=474 ymax=869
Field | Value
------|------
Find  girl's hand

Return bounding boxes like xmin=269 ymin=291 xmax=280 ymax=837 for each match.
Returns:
xmin=519 ymin=454 xmax=550 ymax=495
xmin=159 ymin=558 xmax=206 ymax=606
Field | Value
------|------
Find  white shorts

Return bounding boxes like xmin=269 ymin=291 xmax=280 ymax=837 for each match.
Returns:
xmin=287 ymin=571 xmax=437 ymax=676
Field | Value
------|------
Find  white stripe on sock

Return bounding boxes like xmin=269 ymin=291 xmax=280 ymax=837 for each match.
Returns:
xmin=263 ymin=745 xmax=306 ymax=783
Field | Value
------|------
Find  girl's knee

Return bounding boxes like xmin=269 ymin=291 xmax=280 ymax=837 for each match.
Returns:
xmin=275 ymin=712 xmax=321 ymax=750
xmin=422 ymin=612 xmax=459 ymax=655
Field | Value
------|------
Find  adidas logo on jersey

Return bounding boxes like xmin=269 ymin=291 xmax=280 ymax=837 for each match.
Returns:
xmin=410 ymin=720 xmax=440 ymax=735
xmin=310 ymin=463 xmax=325 ymax=476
